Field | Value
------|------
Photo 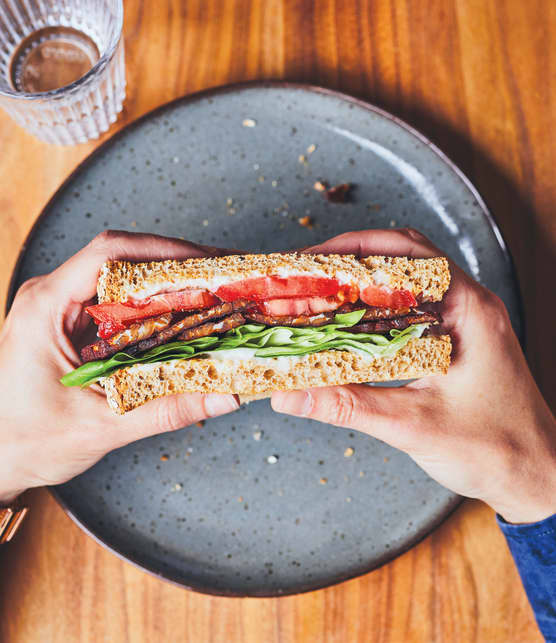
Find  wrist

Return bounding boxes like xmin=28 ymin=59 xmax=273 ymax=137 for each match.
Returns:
xmin=0 ymin=489 xmax=26 ymax=507
xmin=488 ymin=422 xmax=556 ymax=524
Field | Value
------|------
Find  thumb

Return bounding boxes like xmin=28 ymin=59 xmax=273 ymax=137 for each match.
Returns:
xmin=271 ymin=384 xmax=431 ymax=452
xmin=111 ymin=392 xmax=239 ymax=447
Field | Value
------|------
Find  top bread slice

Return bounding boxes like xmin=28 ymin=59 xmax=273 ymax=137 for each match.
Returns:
xmin=98 ymin=253 xmax=450 ymax=303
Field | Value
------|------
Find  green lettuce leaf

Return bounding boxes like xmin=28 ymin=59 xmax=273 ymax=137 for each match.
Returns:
xmin=60 ymin=308 xmax=428 ymax=388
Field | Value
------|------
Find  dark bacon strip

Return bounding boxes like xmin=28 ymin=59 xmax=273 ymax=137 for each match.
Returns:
xmin=80 ymin=313 xmax=173 ymax=362
xmin=245 ymin=304 xmax=415 ymax=328
xmin=245 ymin=311 xmax=334 ymax=327
xmin=336 ymin=303 xmax=412 ymax=320
xmin=127 ymin=301 xmax=252 ymax=355
xmin=178 ymin=313 xmax=245 ymax=340
xmin=347 ymin=311 xmax=440 ymax=334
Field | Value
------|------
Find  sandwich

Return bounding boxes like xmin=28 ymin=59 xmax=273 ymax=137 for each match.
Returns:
xmin=61 ymin=252 xmax=452 ymax=414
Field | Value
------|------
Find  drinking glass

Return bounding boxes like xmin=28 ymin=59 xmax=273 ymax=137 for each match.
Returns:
xmin=0 ymin=0 xmax=125 ymax=144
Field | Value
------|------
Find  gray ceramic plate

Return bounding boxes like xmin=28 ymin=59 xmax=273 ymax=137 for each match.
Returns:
xmin=9 ymin=83 xmax=522 ymax=596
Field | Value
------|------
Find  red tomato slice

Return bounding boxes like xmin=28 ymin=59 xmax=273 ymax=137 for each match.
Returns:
xmin=360 ymin=284 xmax=417 ymax=308
xmin=216 ymin=276 xmax=340 ymax=302
xmin=86 ymin=289 xmax=219 ymax=330
xmin=259 ymin=297 xmax=342 ymax=316
xmin=97 ymin=320 xmax=127 ymax=339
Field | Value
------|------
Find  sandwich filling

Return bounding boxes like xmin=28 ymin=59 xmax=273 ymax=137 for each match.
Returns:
xmin=61 ymin=274 xmax=441 ymax=388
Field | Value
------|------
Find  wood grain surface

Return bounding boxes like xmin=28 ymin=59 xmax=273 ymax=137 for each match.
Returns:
xmin=0 ymin=1 xmax=553 ymax=641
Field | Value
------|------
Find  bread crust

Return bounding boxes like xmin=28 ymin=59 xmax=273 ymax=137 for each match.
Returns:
xmin=102 ymin=335 xmax=451 ymax=414
xmin=98 ymin=253 xmax=450 ymax=304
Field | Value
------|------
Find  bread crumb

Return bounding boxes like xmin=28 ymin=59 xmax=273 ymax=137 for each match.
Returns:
xmin=271 ymin=180 xmax=278 ymax=187
xmin=325 ymin=183 xmax=352 ymax=203
xmin=298 ymin=215 xmax=313 ymax=229
xmin=346 ymin=497 xmax=352 ymax=503
xmin=384 ymin=456 xmax=390 ymax=463
xmin=226 ymin=197 xmax=233 ymax=206
xmin=258 ymin=175 xmax=265 ymax=183
xmin=306 ymin=143 xmax=317 ymax=155
xmin=202 ymin=219 xmax=209 ymax=226
xmin=238 ymin=496 xmax=243 ymax=502
xmin=267 ymin=455 xmax=279 ymax=464
xmin=319 ymin=477 xmax=328 ymax=485
xmin=389 ymin=220 xmax=397 ymax=227
xmin=298 ymin=154 xmax=307 ymax=164
xmin=253 ymin=430 xmax=263 ymax=441
xmin=172 ymin=483 xmax=182 ymax=491
xmin=196 ymin=420 xmax=205 ymax=428
xmin=242 ymin=118 xmax=256 ymax=127
xmin=172 ymin=156 xmax=180 ymax=163
xmin=130 ymin=221 xmax=137 ymax=228
xmin=344 ymin=447 xmax=354 ymax=457
xmin=314 ymin=180 xmax=328 ymax=192
xmin=160 ymin=454 xmax=169 ymax=461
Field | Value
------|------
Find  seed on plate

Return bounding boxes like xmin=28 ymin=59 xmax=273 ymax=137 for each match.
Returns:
xmin=242 ymin=118 xmax=257 ymax=127
xmin=344 ymin=447 xmax=354 ymax=457
xmin=306 ymin=143 xmax=317 ymax=154
xmin=298 ymin=154 xmax=307 ymax=164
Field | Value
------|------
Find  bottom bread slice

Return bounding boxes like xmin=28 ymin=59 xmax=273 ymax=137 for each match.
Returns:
xmin=102 ymin=335 xmax=451 ymax=414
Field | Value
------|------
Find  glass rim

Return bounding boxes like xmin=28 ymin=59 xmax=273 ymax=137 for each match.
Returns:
xmin=0 ymin=0 xmax=123 ymax=101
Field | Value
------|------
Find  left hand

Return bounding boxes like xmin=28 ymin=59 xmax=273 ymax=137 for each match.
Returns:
xmin=0 ymin=230 xmax=239 ymax=504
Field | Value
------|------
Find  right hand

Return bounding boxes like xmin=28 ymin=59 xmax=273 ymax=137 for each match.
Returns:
xmin=272 ymin=228 xmax=556 ymax=524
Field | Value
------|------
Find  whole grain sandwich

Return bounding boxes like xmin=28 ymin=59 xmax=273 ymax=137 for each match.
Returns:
xmin=61 ymin=252 xmax=452 ymax=413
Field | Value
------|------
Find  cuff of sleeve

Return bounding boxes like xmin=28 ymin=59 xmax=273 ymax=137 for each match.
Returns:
xmin=497 ymin=511 xmax=556 ymax=540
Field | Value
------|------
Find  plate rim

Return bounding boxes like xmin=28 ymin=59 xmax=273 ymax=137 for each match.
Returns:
xmin=7 ymin=80 xmax=521 ymax=595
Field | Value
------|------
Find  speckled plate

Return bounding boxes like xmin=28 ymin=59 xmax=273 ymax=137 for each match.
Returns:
xmin=8 ymin=82 xmax=522 ymax=596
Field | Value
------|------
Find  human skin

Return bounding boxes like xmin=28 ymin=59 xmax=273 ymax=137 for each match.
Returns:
xmin=1 ymin=228 xmax=555 ymax=524
xmin=272 ymin=228 xmax=556 ymax=524
xmin=0 ymin=231 xmax=239 ymax=504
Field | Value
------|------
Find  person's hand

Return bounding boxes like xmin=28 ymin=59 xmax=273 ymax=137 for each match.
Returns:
xmin=0 ymin=231 xmax=239 ymax=504
xmin=272 ymin=229 xmax=556 ymax=524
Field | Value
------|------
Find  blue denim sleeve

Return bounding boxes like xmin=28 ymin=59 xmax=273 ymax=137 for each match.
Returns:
xmin=497 ymin=512 xmax=556 ymax=642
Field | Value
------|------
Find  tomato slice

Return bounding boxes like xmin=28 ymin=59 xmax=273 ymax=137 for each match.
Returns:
xmin=216 ymin=276 xmax=341 ymax=302
xmin=259 ymin=296 xmax=342 ymax=316
xmin=97 ymin=320 xmax=127 ymax=339
xmin=86 ymin=289 xmax=219 ymax=330
xmin=360 ymin=284 xmax=417 ymax=308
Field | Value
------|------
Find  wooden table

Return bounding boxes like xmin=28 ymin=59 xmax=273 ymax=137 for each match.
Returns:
xmin=1 ymin=1 xmax=552 ymax=641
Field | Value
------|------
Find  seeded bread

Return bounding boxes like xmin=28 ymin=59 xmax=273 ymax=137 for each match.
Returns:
xmin=102 ymin=335 xmax=451 ymax=414
xmin=98 ymin=254 xmax=450 ymax=304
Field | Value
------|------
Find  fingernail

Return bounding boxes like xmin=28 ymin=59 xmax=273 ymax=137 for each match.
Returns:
xmin=204 ymin=394 xmax=239 ymax=417
xmin=272 ymin=391 xmax=313 ymax=416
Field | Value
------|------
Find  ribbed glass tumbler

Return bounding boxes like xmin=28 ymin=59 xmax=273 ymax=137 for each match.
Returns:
xmin=0 ymin=0 xmax=125 ymax=144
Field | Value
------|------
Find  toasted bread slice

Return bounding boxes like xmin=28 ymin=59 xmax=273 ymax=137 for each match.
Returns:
xmin=101 ymin=335 xmax=451 ymax=414
xmin=98 ymin=253 xmax=450 ymax=304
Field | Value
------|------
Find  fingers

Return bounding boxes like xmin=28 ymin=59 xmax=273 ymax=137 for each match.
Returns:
xmin=271 ymin=384 xmax=432 ymax=452
xmin=46 ymin=230 xmax=226 ymax=303
xmin=303 ymin=228 xmax=443 ymax=259
xmin=110 ymin=392 xmax=239 ymax=447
